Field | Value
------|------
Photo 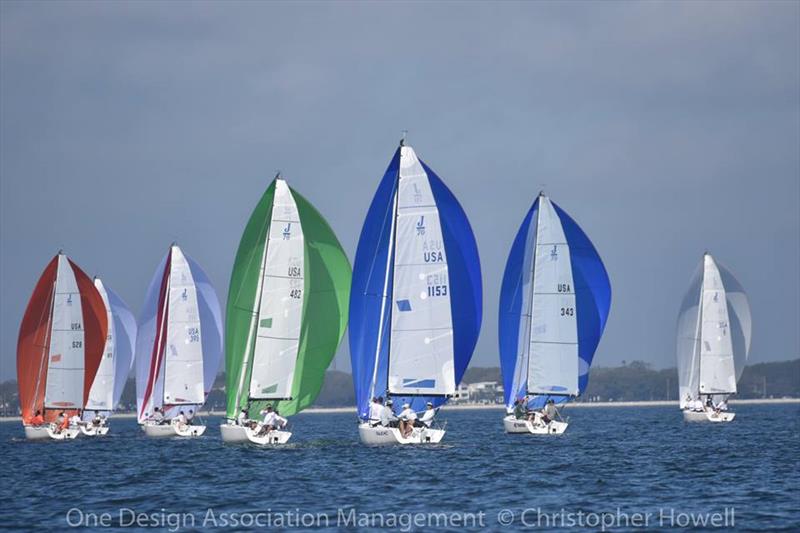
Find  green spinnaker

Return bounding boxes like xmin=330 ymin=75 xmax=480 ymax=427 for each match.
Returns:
xmin=225 ymin=179 xmax=351 ymax=419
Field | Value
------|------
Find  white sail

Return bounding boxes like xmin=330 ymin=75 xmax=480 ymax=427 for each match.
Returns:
xmin=163 ymin=245 xmax=205 ymax=405
xmin=387 ymin=145 xmax=455 ymax=396
xmin=699 ymin=254 xmax=737 ymax=395
xmin=85 ymin=278 xmax=116 ymax=411
xmin=249 ymin=178 xmax=305 ymax=400
xmin=526 ymin=196 xmax=579 ymax=396
xmin=44 ymin=255 xmax=85 ymax=409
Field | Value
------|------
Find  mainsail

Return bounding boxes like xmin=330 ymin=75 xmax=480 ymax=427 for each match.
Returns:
xmin=676 ymin=253 xmax=751 ymax=407
xmin=136 ymin=245 xmax=222 ymax=423
xmin=17 ymin=253 xmax=107 ymax=423
xmin=499 ymin=194 xmax=611 ymax=410
xmin=84 ymin=278 xmax=136 ymax=415
xmin=350 ymin=143 xmax=482 ymax=420
xmin=225 ymin=177 xmax=351 ymax=419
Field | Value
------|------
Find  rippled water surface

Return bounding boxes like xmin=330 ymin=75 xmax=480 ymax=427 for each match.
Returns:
xmin=2 ymin=404 xmax=798 ymax=531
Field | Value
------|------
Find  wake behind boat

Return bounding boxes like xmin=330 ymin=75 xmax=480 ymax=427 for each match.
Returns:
xmin=220 ymin=175 xmax=350 ymax=445
xmin=350 ymin=140 xmax=482 ymax=445
xmin=676 ymin=253 xmax=751 ymax=423
xmin=17 ymin=252 xmax=108 ymax=441
xmin=135 ymin=244 xmax=222 ymax=438
xmin=499 ymin=193 xmax=611 ymax=435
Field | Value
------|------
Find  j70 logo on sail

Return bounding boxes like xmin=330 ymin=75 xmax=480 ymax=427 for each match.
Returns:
xmin=416 ymin=216 xmax=426 ymax=236
xmin=283 ymin=223 xmax=292 ymax=240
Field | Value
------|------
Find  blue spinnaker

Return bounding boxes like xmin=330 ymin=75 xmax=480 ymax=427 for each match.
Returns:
xmin=499 ymin=196 xmax=610 ymax=410
xmin=350 ymin=146 xmax=482 ymax=420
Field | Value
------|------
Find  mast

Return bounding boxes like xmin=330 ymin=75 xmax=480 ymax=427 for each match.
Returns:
xmin=692 ymin=254 xmax=706 ymax=399
xmin=233 ymin=174 xmax=279 ymax=417
xmin=368 ymin=143 xmax=402 ymax=405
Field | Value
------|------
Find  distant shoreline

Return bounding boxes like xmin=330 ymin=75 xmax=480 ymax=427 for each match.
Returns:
xmin=2 ymin=398 xmax=798 ymax=422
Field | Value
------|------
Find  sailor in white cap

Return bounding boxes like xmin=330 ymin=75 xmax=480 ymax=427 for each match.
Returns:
xmin=398 ymin=402 xmax=417 ymax=437
xmin=380 ymin=399 xmax=398 ymax=427
xmin=418 ymin=401 xmax=436 ymax=428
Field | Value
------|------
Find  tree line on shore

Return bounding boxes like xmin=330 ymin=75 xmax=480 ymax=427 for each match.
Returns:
xmin=1 ymin=359 xmax=797 ymax=415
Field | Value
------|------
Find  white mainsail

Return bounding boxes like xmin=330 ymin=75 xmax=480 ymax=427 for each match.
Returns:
xmin=44 ymin=255 xmax=86 ymax=409
xmin=387 ymin=145 xmax=455 ymax=396
xmin=526 ymin=195 xmax=579 ymax=396
xmin=85 ymin=278 xmax=117 ymax=411
xmin=698 ymin=254 xmax=736 ymax=395
xmin=163 ymin=245 xmax=205 ymax=405
xmin=249 ymin=178 xmax=306 ymax=400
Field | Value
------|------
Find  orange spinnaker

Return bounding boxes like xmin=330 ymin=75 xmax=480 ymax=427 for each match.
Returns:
xmin=16 ymin=255 xmax=107 ymax=424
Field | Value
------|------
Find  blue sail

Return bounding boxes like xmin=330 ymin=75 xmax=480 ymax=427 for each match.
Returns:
xmin=499 ymin=196 xmax=610 ymax=409
xmin=350 ymin=146 xmax=482 ymax=420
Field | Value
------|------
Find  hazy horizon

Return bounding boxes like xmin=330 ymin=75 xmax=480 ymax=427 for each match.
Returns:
xmin=2 ymin=1 xmax=798 ymax=380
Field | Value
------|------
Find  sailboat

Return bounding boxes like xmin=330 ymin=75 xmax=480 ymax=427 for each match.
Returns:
xmin=135 ymin=244 xmax=223 ymax=437
xmin=677 ymin=253 xmax=751 ymax=422
xmin=80 ymin=277 xmax=137 ymax=436
xmin=499 ymin=193 xmax=611 ymax=435
xmin=221 ymin=176 xmax=351 ymax=445
xmin=17 ymin=252 xmax=108 ymax=440
xmin=350 ymin=141 xmax=482 ymax=445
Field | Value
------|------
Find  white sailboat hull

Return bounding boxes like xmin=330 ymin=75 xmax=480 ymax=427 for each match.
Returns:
xmin=503 ymin=415 xmax=568 ymax=435
xmin=358 ymin=422 xmax=445 ymax=445
xmin=79 ymin=424 xmax=110 ymax=436
xmin=220 ymin=423 xmax=250 ymax=443
xmin=24 ymin=425 xmax=80 ymax=441
xmin=682 ymin=409 xmax=735 ymax=423
xmin=244 ymin=426 xmax=292 ymax=445
xmin=142 ymin=422 xmax=207 ymax=437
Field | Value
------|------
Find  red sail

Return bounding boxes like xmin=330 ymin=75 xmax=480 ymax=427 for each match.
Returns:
xmin=16 ymin=255 xmax=108 ymax=424
xmin=70 ymin=258 xmax=108 ymax=408
xmin=16 ymin=256 xmax=58 ymax=423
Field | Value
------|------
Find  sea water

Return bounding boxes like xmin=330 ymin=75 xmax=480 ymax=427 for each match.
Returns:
xmin=1 ymin=403 xmax=798 ymax=531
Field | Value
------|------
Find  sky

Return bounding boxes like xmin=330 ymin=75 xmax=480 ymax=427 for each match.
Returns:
xmin=1 ymin=1 xmax=798 ymax=381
